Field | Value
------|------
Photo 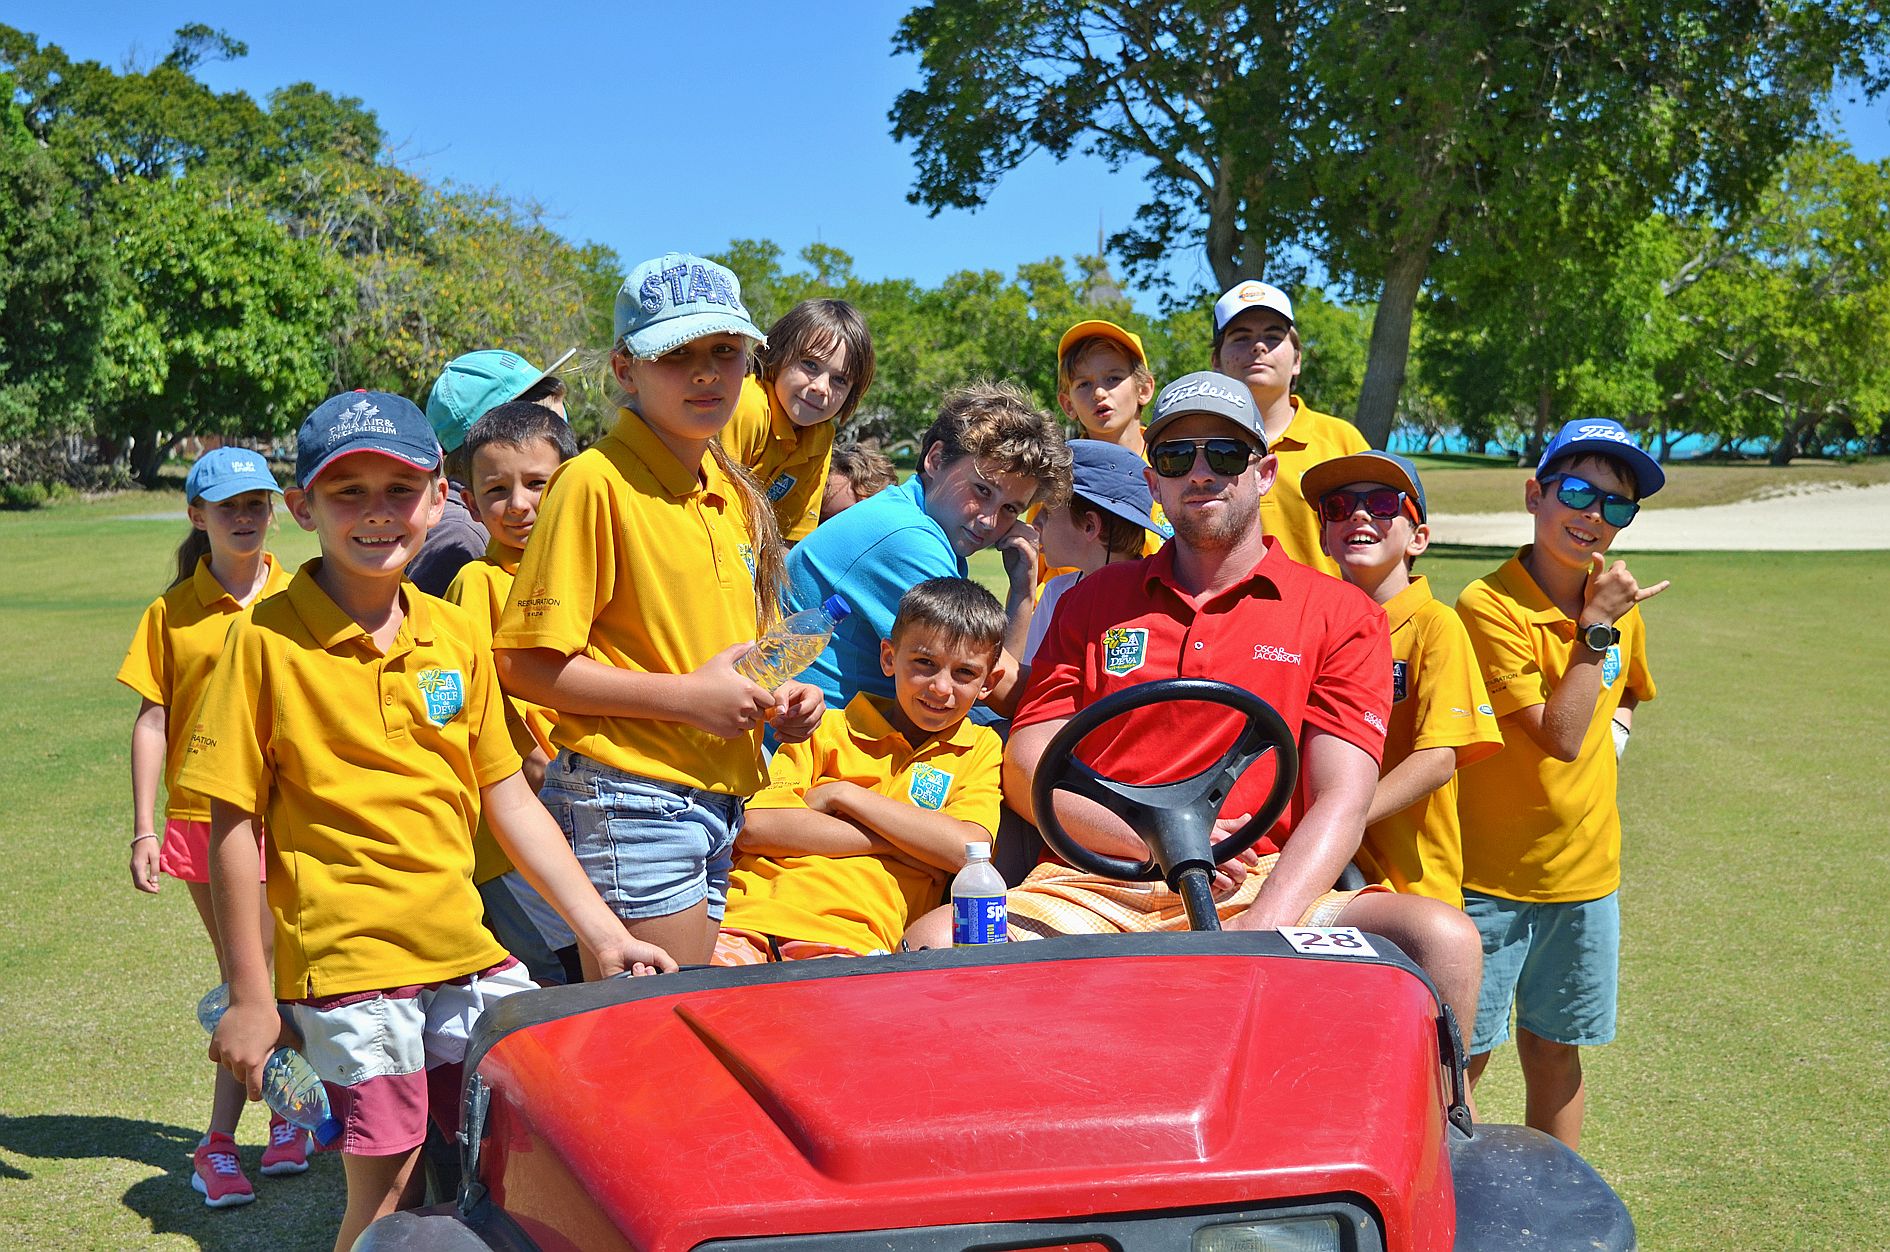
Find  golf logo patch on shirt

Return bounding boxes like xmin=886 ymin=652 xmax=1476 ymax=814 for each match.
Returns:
xmin=738 ymin=544 xmax=756 ymax=577
xmin=907 ymin=763 xmax=952 ymax=810
xmin=1392 ymin=660 xmax=1409 ymax=703
xmin=1102 ymin=627 xmax=1150 ymax=677
xmin=417 ymin=669 xmax=465 ymax=727
xmin=766 ymin=473 xmax=796 ymax=503
xmin=1600 ymin=644 xmax=1622 ymax=689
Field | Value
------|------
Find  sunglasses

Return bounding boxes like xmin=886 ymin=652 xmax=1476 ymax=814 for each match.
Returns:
xmin=1317 ymin=488 xmax=1416 ymax=524
xmin=1542 ymin=474 xmax=1640 ymax=527
xmin=1149 ymin=438 xmax=1259 ymax=478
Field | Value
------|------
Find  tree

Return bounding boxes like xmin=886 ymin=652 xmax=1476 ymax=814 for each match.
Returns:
xmin=891 ymin=2 xmax=1890 ymax=447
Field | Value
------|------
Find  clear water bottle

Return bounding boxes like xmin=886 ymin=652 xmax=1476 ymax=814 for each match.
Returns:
xmin=735 ymin=594 xmax=851 ymax=691
xmin=951 ymin=841 xmax=1008 ymax=945
xmin=196 ymin=983 xmax=343 ymax=1146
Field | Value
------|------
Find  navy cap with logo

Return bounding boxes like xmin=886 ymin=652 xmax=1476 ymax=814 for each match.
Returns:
xmin=1302 ymin=450 xmax=1429 ymax=522
xmin=295 ymin=390 xmax=441 ymax=489
xmin=1145 ymin=370 xmax=1268 ymax=449
xmin=1068 ymin=439 xmax=1171 ymax=537
xmin=1536 ymin=418 xmax=1665 ymax=498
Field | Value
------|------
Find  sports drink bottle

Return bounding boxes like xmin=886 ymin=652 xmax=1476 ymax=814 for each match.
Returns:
xmin=735 ymin=595 xmax=851 ymax=691
xmin=196 ymin=983 xmax=342 ymax=1146
xmin=951 ymin=841 xmax=1008 ymax=945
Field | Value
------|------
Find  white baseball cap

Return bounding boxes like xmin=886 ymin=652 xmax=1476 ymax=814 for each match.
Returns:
xmin=1213 ymin=280 xmax=1295 ymax=331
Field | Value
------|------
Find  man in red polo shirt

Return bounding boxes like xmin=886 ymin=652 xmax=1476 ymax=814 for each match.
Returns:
xmin=907 ymin=371 xmax=1481 ymax=1028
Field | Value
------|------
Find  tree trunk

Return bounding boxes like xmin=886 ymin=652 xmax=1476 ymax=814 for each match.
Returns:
xmin=129 ymin=424 xmax=171 ymax=488
xmin=1353 ymin=240 xmax=1432 ymax=449
xmin=1769 ymin=407 xmax=1815 ymax=466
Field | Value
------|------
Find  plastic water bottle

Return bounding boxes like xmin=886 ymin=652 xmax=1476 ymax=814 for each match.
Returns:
xmin=951 ymin=841 xmax=1008 ymax=945
xmin=735 ymin=595 xmax=851 ymax=691
xmin=196 ymin=984 xmax=343 ymax=1147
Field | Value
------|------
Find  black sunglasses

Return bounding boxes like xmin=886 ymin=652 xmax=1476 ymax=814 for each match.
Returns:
xmin=1318 ymin=488 xmax=1415 ymax=524
xmin=1149 ymin=438 xmax=1259 ymax=478
xmin=1543 ymin=474 xmax=1640 ymax=527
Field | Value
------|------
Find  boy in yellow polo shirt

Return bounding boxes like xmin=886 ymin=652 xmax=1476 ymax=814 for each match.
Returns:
xmin=445 ymin=400 xmax=583 ymax=985
xmin=722 ymin=298 xmax=877 ymax=542
xmin=1454 ymin=418 xmax=1669 ymax=1152
xmin=1210 ymin=280 xmax=1369 ymax=576
xmin=713 ymin=578 xmax=1005 ymax=962
xmin=184 ymin=390 xmax=672 ymax=1252
xmin=1305 ymin=451 xmax=1503 ymax=907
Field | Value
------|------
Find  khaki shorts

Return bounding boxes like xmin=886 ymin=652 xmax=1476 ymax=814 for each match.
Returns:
xmin=1005 ymin=855 xmax=1378 ymax=939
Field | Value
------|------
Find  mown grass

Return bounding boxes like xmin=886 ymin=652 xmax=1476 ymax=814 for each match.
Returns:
xmin=1409 ymin=457 xmax=1890 ymax=516
xmin=3 ymin=496 xmax=1885 ymax=1250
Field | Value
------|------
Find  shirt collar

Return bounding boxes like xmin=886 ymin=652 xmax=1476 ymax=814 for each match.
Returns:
xmin=285 ymin=559 xmax=432 ymax=652
xmin=1491 ymin=546 xmax=1569 ymax=624
xmin=1142 ymin=533 xmax=1287 ymax=603
xmin=844 ymin=691 xmax=984 ymax=753
xmin=191 ymin=551 xmax=278 ymax=610
xmin=1381 ymin=574 xmax=1434 ymax=633
xmin=767 ymin=385 xmax=800 ymax=443
xmin=607 ymin=407 xmax=725 ymax=503
xmin=482 ymin=538 xmax=522 ymax=574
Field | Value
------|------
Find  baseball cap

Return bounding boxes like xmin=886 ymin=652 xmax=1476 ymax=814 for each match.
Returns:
xmin=1145 ymin=370 xmax=1268 ymax=449
xmin=1302 ymin=451 xmax=1429 ymax=522
xmin=1536 ymin=418 xmax=1665 ymax=498
xmin=614 ymin=252 xmax=766 ymax=360
xmin=1067 ymin=439 xmax=1170 ymax=537
xmin=295 ymin=390 xmax=441 ymax=489
xmin=1057 ymin=319 xmax=1147 ymax=370
xmin=1213 ymin=280 xmax=1295 ymax=331
xmin=184 ymin=447 xmax=281 ymax=502
xmin=427 ymin=347 xmax=578 ymax=454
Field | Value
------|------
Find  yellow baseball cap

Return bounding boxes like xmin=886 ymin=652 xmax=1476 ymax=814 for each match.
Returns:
xmin=1056 ymin=319 xmax=1146 ymax=369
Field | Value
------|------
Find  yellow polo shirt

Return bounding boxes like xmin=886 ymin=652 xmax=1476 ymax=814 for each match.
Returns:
xmin=116 ymin=553 xmax=290 ymax=823
xmin=177 ymin=563 xmax=517 ymax=998
xmin=1353 ymin=577 xmax=1504 ymax=907
xmin=446 ymin=541 xmax=560 ymax=884
xmin=722 ymin=374 xmax=836 ymax=542
xmin=1263 ymin=396 xmax=1370 ymax=576
xmin=494 ymin=408 xmax=767 ymax=795
xmin=725 ymin=693 xmax=1003 ymax=952
xmin=1454 ymin=549 xmax=1655 ymax=903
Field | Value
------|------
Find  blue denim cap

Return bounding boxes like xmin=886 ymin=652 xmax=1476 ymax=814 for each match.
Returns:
xmin=1068 ymin=439 xmax=1170 ymax=537
xmin=1302 ymin=450 xmax=1428 ymax=521
xmin=427 ymin=347 xmax=577 ymax=453
xmin=295 ymin=390 xmax=440 ymax=488
xmin=1145 ymin=370 xmax=1267 ymax=450
xmin=614 ymin=252 xmax=765 ymax=359
xmin=184 ymin=446 xmax=281 ymax=502
xmin=1536 ymin=418 xmax=1665 ymax=498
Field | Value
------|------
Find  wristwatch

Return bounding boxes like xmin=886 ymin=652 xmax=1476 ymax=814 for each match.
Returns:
xmin=1579 ymin=622 xmax=1620 ymax=652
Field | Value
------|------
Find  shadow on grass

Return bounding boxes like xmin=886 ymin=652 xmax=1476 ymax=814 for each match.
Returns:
xmin=0 ymin=1113 xmax=343 ymax=1251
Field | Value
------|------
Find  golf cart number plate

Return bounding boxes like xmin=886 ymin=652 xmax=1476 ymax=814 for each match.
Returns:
xmin=1281 ymin=926 xmax=1377 ymax=957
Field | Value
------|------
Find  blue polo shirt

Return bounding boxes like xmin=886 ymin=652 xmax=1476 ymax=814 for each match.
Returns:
xmin=785 ymin=474 xmax=965 ymax=708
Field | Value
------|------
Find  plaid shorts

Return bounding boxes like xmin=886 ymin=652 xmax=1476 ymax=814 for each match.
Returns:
xmin=1006 ymin=855 xmax=1377 ymax=938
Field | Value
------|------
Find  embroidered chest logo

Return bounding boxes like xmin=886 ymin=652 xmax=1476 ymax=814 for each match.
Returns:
xmin=1252 ymin=643 xmax=1303 ymax=665
xmin=416 ymin=669 xmax=465 ymax=727
xmin=766 ymin=473 xmax=796 ymax=503
xmin=1392 ymin=660 xmax=1409 ymax=703
xmin=1102 ymin=627 xmax=1150 ymax=677
xmin=1600 ymin=643 xmax=1622 ymax=689
xmin=907 ymin=763 xmax=953 ymax=810
xmin=738 ymin=543 xmax=756 ymax=577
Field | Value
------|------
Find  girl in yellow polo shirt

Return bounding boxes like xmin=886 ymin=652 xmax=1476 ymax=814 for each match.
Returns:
xmin=116 ymin=447 xmax=300 ymax=1207
xmin=495 ymin=253 xmax=827 ymax=968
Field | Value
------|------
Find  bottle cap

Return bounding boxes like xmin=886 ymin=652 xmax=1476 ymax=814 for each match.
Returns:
xmin=821 ymin=594 xmax=851 ymax=622
xmin=965 ymin=841 xmax=991 ymax=860
xmin=313 ymin=1115 xmax=342 ymax=1147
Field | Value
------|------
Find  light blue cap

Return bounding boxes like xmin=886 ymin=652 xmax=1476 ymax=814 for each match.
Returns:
xmin=426 ymin=347 xmax=576 ymax=454
xmin=184 ymin=447 xmax=280 ymax=502
xmin=614 ymin=252 xmax=765 ymax=360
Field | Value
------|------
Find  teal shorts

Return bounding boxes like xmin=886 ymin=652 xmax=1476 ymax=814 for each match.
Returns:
xmin=1463 ymin=890 xmax=1619 ymax=1053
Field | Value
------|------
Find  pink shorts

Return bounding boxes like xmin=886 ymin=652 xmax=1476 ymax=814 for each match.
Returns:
xmin=284 ymin=957 xmax=532 ymax=1157
xmin=159 ymin=818 xmax=266 ymax=885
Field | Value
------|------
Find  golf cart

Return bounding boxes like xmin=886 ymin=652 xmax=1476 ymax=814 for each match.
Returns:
xmin=359 ymin=679 xmax=1635 ymax=1251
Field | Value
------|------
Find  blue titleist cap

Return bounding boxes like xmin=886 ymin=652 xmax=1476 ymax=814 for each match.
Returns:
xmin=1536 ymin=418 xmax=1665 ymax=498
xmin=614 ymin=252 xmax=766 ymax=360
xmin=1068 ymin=439 xmax=1170 ymax=536
xmin=295 ymin=390 xmax=440 ymax=488
xmin=184 ymin=447 xmax=280 ymax=502
xmin=1302 ymin=450 xmax=1429 ymax=522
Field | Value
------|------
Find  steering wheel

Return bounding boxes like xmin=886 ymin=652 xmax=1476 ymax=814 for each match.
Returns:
xmin=1030 ymin=678 xmax=1299 ymax=931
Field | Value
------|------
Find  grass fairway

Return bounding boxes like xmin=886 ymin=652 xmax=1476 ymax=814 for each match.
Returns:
xmin=3 ymin=495 xmax=1886 ymax=1250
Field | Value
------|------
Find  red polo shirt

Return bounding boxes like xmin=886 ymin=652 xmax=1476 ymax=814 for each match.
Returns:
xmin=1015 ymin=537 xmax=1391 ymax=852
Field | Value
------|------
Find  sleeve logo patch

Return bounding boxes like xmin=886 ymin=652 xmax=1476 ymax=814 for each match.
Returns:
xmin=1102 ymin=627 xmax=1151 ymax=677
xmin=766 ymin=473 xmax=796 ymax=503
xmin=417 ymin=668 xmax=465 ymax=727
xmin=1392 ymin=659 xmax=1409 ymax=703
xmin=1601 ymin=644 xmax=1622 ymax=688
xmin=908 ymin=763 xmax=953 ymax=810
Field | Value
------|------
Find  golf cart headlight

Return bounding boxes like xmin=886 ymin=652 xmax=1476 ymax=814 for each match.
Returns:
xmin=1193 ymin=1216 xmax=1342 ymax=1252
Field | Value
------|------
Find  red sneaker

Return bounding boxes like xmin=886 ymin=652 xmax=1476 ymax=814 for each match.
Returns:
xmin=190 ymin=1132 xmax=255 ymax=1208
xmin=259 ymin=1114 xmax=311 ymax=1176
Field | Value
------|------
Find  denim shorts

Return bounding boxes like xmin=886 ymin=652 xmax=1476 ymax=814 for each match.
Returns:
xmin=538 ymin=751 xmax=743 ymax=922
xmin=1463 ymin=890 xmax=1620 ymax=1053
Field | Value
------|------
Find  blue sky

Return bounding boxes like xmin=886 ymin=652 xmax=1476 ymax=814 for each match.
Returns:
xmin=19 ymin=3 xmax=1890 ymax=311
